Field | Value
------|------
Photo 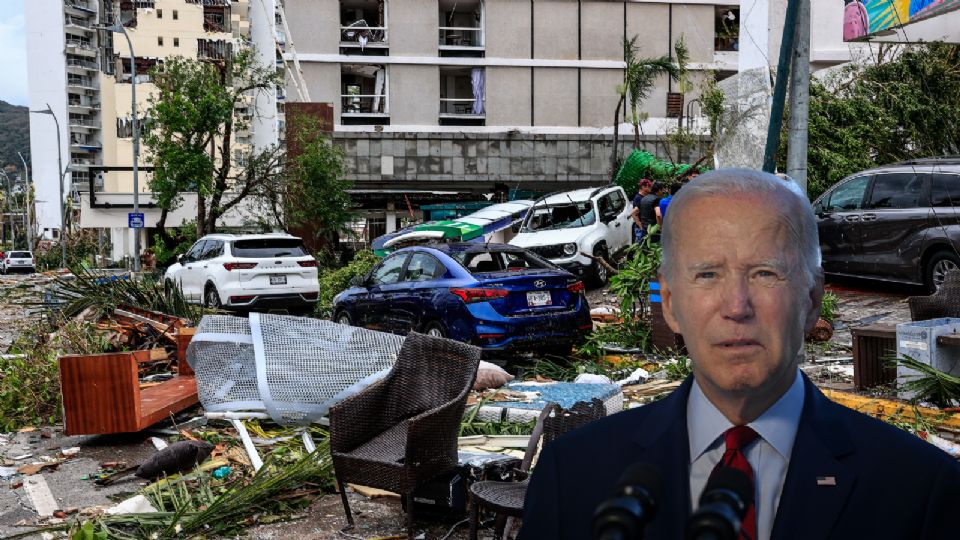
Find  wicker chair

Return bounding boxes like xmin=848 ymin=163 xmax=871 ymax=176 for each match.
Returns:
xmin=468 ymin=399 xmax=607 ymax=540
xmin=907 ymin=269 xmax=960 ymax=321
xmin=329 ymin=332 xmax=481 ymax=538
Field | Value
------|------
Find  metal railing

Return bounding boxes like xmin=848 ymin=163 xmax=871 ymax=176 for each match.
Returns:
xmin=438 ymin=27 xmax=483 ymax=47
xmin=439 ymin=98 xmax=481 ymax=115
xmin=198 ymin=39 xmax=232 ymax=60
xmin=64 ymin=0 xmax=94 ymax=11
xmin=340 ymin=23 xmax=388 ymax=45
xmin=341 ymin=94 xmax=388 ymax=114
xmin=67 ymin=58 xmax=99 ymax=70
xmin=67 ymin=77 xmax=95 ymax=88
xmin=64 ymin=15 xmax=92 ymax=27
xmin=65 ymin=39 xmax=94 ymax=51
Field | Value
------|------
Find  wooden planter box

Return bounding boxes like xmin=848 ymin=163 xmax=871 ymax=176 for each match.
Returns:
xmin=851 ymin=324 xmax=897 ymax=390
xmin=59 ymin=330 xmax=197 ymax=435
xmin=649 ymin=280 xmax=686 ymax=354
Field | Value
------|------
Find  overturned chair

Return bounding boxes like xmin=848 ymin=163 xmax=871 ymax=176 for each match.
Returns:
xmin=908 ymin=268 xmax=960 ymax=321
xmin=329 ymin=332 xmax=481 ymax=538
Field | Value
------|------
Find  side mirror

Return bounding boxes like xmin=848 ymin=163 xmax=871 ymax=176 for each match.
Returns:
xmin=349 ymin=275 xmax=364 ymax=287
xmin=177 ymin=254 xmax=184 ymax=263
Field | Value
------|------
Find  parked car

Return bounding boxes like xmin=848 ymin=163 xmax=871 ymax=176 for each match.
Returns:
xmin=508 ymin=186 xmax=633 ymax=286
xmin=0 ymin=251 xmax=35 ymax=274
xmin=332 ymin=243 xmax=593 ymax=355
xmin=813 ymin=157 xmax=960 ymax=291
xmin=163 ymin=233 xmax=320 ymax=313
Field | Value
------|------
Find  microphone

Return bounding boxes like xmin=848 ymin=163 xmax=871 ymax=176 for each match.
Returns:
xmin=685 ymin=467 xmax=753 ymax=540
xmin=592 ymin=462 xmax=662 ymax=540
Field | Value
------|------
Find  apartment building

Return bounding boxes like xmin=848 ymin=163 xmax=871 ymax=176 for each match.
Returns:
xmin=26 ymin=0 xmax=278 ymax=261
xmin=282 ymin=0 xmax=860 ymax=240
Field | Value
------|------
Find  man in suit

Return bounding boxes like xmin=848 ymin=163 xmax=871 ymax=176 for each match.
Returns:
xmin=519 ymin=169 xmax=960 ymax=540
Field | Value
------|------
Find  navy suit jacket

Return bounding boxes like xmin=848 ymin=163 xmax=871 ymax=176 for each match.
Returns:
xmin=518 ymin=375 xmax=960 ymax=539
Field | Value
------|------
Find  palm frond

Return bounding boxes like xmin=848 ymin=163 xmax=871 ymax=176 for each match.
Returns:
xmin=895 ymin=354 xmax=960 ymax=408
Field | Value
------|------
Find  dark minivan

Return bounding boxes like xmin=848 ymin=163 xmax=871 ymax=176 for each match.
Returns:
xmin=813 ymin=157 xmax=960 ymax=291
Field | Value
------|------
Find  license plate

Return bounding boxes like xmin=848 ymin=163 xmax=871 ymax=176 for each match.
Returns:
xmin=269 ymin=275 xmax=287 ymax=285
xmin=527 ymin=291 xmax=552 ymax=307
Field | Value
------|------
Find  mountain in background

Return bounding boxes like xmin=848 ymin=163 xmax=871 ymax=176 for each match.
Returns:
xmin=0 ymin=100 xmax=30 ymax=172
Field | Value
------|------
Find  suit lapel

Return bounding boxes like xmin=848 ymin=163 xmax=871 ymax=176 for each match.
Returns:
xmin=771 ymin=376 xmax=856 ymax=540
xmin=632 ymin=376 xmax=694 ymax=539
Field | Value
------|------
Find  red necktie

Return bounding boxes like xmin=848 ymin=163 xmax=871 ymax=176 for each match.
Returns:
xmin=711 ymin=425 xmax=758 ymax=540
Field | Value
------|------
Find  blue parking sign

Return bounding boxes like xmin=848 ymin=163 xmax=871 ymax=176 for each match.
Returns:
xmin=128 ymin=212 xmax=145 ymax=229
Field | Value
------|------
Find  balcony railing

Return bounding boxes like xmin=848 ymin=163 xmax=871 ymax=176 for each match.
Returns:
xmin=67 ymin=77 xmax=95 ymax=88
xmin=198 ymin=39 xmax=232 ymax=60
xmin=65 ymin=39 xmax=94 ymax=51
xmin=440 ymin=98 xmax=482 ymax=116
xmin=439 ymin=27 xmax=483 ymax=47
xmin=340 ymin=22 xmax=388 ymax=46
xmin=67 ymin=58 xmax=99 ymax=70
xmin=341 ymin=95 xmax=388 ymax=114
xmin=69 ymin=117 xmax=98 ymax=127
xmin=64 ymin=15 xmax=92 ymax=28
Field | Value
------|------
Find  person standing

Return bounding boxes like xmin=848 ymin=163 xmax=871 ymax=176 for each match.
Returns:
xmin=631 ymin=179 xmax=653 ymax=242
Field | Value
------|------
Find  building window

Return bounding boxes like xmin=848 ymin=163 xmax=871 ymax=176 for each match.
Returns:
xmin=158 ymin=36 xmax=163 ymax=46
xmin=157 ymin=9 xmax=162 ymax=18
xmin=173 ymin=37 xmax=179 ymax=47
xmin=715 ymin=7 xmax=739 ymax=52
xmin=173 ymin=10 xmax=178 ymax=20
xmin=439 ymin=0 xmax=484 ymax=49
xmin=439 ymin=66 xmax=484 ymax=125
xmin=340 ymin=0 xmax=388 ymax=47
xmin=341 ymin=64 xmax=388 ymax=117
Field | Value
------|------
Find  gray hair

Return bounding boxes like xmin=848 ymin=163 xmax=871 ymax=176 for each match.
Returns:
xmin=659 ymin=168 xmax=822 ymax=284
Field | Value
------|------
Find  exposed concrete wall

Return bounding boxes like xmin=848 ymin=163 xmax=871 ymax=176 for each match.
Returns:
xmin=581 ymin=2 xmax=623 ymax=61
xmin=485 ymin=0 xmax=532 ymax=59
xmin=389 ymin=64 xmax=440 ymax=124
xmin=390 ymin=0 xmax=438 ymax=56
xmin=534 ymin=68 xmax=578 ymax=126
xmin=486 ymin=67 xmax=531 ymax=126
xmin=580 ymin=69 xmax=622 ymax=128
xmin=626 ymin=3 xmax=670 ymax=57
xmin=286 ymin=0 xmax=339 ymax=53
xmin=671 ymin=4 xmax=714 ymax=63
xmin=533 ymin=1 xmax=578 ymax=60
xmin=332 ymin=131 xmax=706 ymax=190
xmin=300 ymin=63 xmax=342 ymax=117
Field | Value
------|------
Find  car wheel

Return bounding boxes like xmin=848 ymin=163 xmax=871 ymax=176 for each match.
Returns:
xmin=926 ymin=250 xmax=960 ymax=292
xmin=334 ymin=310 xmax=352 ymax=326
xmin=424 ymin=321 xmax=447 ymax=339
xmin=591 ymin=245 xmax=609 ymax=287
xmin=204 ymin=284 xmax=222 ymax=309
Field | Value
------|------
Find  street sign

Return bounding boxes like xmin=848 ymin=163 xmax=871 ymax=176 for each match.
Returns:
xmin=128 ymin=212 xmax=145 ymax=229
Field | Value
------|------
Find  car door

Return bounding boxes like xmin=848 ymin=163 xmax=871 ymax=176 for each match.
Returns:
xmin=607 ymin=189 xmax=632 ymax=249
xmin=178 ymin=240 xmax=208 ymax=301
xmin=858 ymin=172 xmax=930 ymax=279
xmin=929 ymin=172 xmax=960 ymax=251
xmin=395 ymin=251 xmax=448 ymax=333
xmin=815 ymin=175 xmax=871 ymax=274
xmin=357 ymin=252 xmax=409 ymax=332
xmin=595 ymin=192 xmax=625 ymax=251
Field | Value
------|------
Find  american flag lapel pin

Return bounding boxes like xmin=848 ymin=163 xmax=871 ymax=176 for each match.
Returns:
xmin=816 ymin=476 xmax=837 ymax=486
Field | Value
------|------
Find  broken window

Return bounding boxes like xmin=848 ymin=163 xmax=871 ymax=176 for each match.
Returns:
xmin=340 ymin=0 xmax=387 ymax=47
xmin=715 ymin=7 xmax=739 ymax=52
xmin=198 ymin=39 xmax=231 ymax=61
xmin=439 ymin=0 xmax=484 ymax=48
xmin=203 ymin=5 xmax=230 ymax=33
xmin=341 ymin=64 xmax=388 ymax=115
xmin=440 ymin=66 xmax=484 ymax=116
xmin=118 ymin=57 xmax=159 ymax=83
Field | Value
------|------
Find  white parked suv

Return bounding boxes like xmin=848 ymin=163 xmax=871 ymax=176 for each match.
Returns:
xmin=0 ymin=251 xmax=35 ymax=274
xmin=163 ymin=233 xmax=320 ymax=313
xmin=509 ymin=186 xmax=633 ymax=286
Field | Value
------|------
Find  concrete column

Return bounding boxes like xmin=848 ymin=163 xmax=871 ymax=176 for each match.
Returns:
xmin=385 ymin=202 xmax=397 ymax=234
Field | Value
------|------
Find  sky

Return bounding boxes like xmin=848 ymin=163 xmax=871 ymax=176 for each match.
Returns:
xmin=0 ymin=1 xmax=27 ymax=106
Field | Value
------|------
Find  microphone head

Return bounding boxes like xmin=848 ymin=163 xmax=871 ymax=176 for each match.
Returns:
xmin=617 ymin=462 xmax=663 ymax=502
xmin=701 ymin=466 xmax=753 ymax=508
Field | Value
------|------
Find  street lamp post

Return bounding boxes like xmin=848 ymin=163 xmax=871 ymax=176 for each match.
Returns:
xmin=101 ymin=23 xmax=141 ymax=272
xmin=17 ymin=152 xmax=32 ymax=251
xmin=29 ymin=104 xmax=67 ymax=268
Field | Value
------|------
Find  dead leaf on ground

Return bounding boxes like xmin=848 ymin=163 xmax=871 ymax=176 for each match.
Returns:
xmin=17 ymin=461 xmax=61 ymax=475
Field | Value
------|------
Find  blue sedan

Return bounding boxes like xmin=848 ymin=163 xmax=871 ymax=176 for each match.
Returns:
xmin=332 ymin=243 xmax=593 ymax=354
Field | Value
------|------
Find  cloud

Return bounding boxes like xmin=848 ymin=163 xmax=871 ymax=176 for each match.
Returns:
xmin=0 ymin=13 xmax=28 ymax=106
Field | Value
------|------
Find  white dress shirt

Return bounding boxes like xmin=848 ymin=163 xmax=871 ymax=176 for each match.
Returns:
xmin=687 ymin=370 xmax=805 ymax=540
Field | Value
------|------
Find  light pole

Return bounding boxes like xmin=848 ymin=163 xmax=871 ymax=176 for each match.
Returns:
xmin=17 ymin=152 xmax=32 ymax=251
xmin=0 ymin=171 xmax=13 ymax=249
xmin=101 ymin=23 xmax=140 ymax=272
xmin=29 ymin=104 xmax=67 ymax=268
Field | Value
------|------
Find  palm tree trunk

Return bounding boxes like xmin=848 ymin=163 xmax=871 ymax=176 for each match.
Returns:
xmin=610 ymin=95 xmax=624 ymax=180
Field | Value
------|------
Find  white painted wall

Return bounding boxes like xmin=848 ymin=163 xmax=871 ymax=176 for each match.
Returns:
xmin=249 ymin=0 xmax=279 ymax=152
xmin=25 ymin=0 xmax=69 ymax=236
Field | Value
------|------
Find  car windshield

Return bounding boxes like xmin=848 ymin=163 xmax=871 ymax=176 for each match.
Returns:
xmin=8 ymin=252 xmax=30 ymax=258
xmin=520 ymin=201 xmax=595 ymax=232
xmin=231 ymin=239 xmax=308 ymax=258
xmin=452 ymin=250 xmax=556 ymax=274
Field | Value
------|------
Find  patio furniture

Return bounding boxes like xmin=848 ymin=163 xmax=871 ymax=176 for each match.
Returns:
xmin=467 ymin=399 xmax=607 ymax=540
xmin=329 ymin=332 xmax=481 ymax=538
xmin=907 ymin=269 xmax=960 ymax=321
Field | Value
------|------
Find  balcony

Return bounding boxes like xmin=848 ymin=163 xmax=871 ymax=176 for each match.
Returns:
xmin=68 ymin=99 xmax=100 ymax=113
xmin=203 ymin=5 xmax=231 ymax=33
xmin=341 ymin=64 xmax=388 ymax=124
xmin=714 ymin=7 xmax=740 ymax=52
xmin=439 ymin=0 xmax=483 ymax=56
xmin=64 ymin=14 xmax=93 ymax=31
xmin=65 ymin=38 xmax=97 ymax=57
xmin=64 ymin=0 xmax=97 ymax=16
xmin=340 ymin=0 xmax=388 ymax=50
xmin=69 ymin=116 xmax=100 ymax=133
xmin=67 ymin=76 xmax=97 ymax=91
xmin=198 ymin=39 xmax=232 ymax=61
xmin=439 ymin=66 xmax=484 ymax=126
xmin=66 ymin=57 xmax=98 ymax=75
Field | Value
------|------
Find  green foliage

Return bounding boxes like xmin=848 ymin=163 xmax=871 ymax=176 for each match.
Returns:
xmin=611 ymin=236 xmax=662 ymax=318
xmin=663 ymin=356 xmax=693 ymax=381
xmin=0 ymin=100 xmax=29 ymax=170
xmin=614 ymin=150 xmax=704 ymax=195
xmin=152 ymin=220 xmax=198 ymax=268
xmin=285 ymin=114 xmax=354 ymax=252
xmin=0 ymin=316 xmax=112 ymax=431
xmin=71 ymin=521 xmax=107 ymax=540
xmin=700 ymin=73 xmax=726 ymax=138
xmin=316 ymin=250 xmax=379 ymax=318
xmin=820 ymin=291 xmax=839 ymax=323
xmin=579 ymin=321 xmax=650 ymax=357
xmin=895 ymin=354 xmax=960 ymax=408
xmin=49 ymin=267 xmax=204 ymax=323
xmin=461 ymin=398 xmax=536 ymax=436
xmin=34 ymin=230 xmax=102 ymax=271
xmin=622 ymin=36 xmax=680 ymax=146
xmin=788 ymin=43 xmax=960 ymax=200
